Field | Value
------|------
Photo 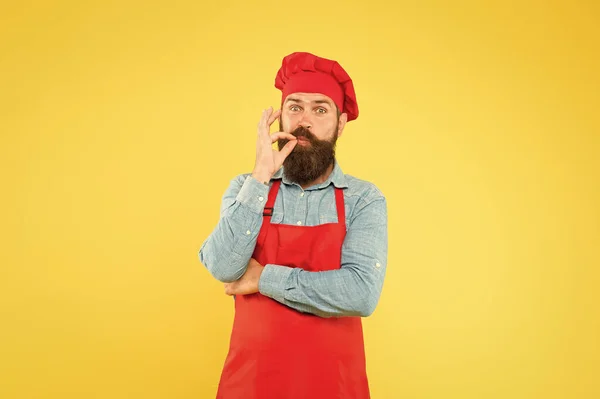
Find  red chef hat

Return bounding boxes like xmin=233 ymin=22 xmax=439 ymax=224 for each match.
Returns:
xmin=274 ymin=52 xmax=359 ymax=121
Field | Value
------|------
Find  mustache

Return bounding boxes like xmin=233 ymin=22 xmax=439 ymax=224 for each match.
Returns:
xmin=291 ymin=126 xmax=317 ymax=141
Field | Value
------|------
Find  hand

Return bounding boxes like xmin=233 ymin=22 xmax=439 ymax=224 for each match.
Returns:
xmin=224 ymin=258 xmax=265 ymax=296
xmin=252 ymin=107 xmax=297 ymax=184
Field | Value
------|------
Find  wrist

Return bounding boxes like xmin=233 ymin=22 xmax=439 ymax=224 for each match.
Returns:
xmin=255 ymin=266 xmax=265 ymax=289
xmin=252 ymin=169 xmax=272 ymax=185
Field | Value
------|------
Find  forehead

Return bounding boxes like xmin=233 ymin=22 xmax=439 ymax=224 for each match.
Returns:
xmin=283 ymin=93 xmax=334 ymax=106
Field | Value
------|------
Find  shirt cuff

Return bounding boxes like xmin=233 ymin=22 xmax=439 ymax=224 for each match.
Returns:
xmin=258 ymin=264 xmax=294 ymax=303
xmin=236 ymin=175 xmax=270 ymax=215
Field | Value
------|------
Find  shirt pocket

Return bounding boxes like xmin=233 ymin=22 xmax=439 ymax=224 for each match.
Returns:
xmin=318 ymin=200 xmax=350 ymax=226
xmin=269 ymin=211 xmax=284 ymax=224
xmin=318 ymin=203 xmax=340 ymax=224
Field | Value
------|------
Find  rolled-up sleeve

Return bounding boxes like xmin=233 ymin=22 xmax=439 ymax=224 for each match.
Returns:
xmin=198 ymin=175 xmax=269 ymax=282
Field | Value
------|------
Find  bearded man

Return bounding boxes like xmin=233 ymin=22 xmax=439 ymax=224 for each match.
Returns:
xmin=198 ymin=52 xmax=388 ymax=399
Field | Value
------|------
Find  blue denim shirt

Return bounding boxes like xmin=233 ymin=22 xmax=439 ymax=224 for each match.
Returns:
xmin=198 ymin=161 xmax=388 ymax=318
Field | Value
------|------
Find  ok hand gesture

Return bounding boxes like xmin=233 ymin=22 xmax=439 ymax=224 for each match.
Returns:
xmin=251 ymin=107 xmax=297 ymax=184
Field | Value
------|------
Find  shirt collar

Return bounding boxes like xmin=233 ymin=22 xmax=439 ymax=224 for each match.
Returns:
xmin=272 ymin=160 xmax=348 ymax=190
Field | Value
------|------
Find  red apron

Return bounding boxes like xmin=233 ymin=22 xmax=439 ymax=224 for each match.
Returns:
xmin=216 ymin=180 xmax=370 ymax=399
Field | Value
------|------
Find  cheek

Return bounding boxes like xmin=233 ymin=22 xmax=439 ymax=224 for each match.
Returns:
xmin=281 ymin=114 xmax=300 ymax=131
xmin=315 ymin=118 xmax=338 ymax=137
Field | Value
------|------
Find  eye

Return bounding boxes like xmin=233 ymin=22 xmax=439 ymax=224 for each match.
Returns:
xmin=316 ymin=107 xmax=327 ymax=114
xmin=290 ymin=105 xmax=301 ymax=112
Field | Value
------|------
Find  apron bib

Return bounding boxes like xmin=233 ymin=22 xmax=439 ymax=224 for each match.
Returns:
xmin=216 ymin=180 xmax=370 ymax=399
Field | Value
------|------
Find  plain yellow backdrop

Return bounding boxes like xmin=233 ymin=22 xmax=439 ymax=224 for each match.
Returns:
xmin=1 ymin=1 xmax=599 ymax=398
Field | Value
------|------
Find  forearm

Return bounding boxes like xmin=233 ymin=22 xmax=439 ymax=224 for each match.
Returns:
xmin=199 ymin=175 xmax=269 ymax=282
xmin=259 ymin=263 xmax=385 ymax=318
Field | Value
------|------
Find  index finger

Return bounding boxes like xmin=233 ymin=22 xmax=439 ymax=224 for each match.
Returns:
xmin=267 ymin=109 xmax=282 ymax=126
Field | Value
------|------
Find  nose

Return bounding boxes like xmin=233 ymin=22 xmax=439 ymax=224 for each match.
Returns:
xmin=298 ymin=112 xmax=312 ymax=129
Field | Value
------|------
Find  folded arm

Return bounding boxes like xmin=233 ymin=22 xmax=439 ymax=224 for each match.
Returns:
xmin=258 ymin=196 xmax=388 ymax=318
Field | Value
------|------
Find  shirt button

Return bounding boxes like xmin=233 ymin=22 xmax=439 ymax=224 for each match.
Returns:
xmin=246 ymin=230 xmax=251 ymax=235
xmin=297 ymin=221 xmax=302 ymax=225
xmin=258 ymin=196 xmax=264 ymax=202
xmin=375 ymin=262 xmax=381 ymax=268
xmin=300 ymin=192 xmax=305 ymax=197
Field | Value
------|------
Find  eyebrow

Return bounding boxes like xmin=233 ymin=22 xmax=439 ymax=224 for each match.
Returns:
xmin=285 ymin=98 xmax=333 ymax=107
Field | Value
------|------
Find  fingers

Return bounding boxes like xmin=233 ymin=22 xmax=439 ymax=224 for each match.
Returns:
xmin=277 ymin=140 xmax=298 ymax=160
xmin=257 ymin=109 xmax=268 ymax=137
xmin=270 ymin=132 xmax=297 ymax=143
xmin=267 ymin=109 xmax=281 ymax=126
xmin=258 ymin=107 xmax=281 ymax=137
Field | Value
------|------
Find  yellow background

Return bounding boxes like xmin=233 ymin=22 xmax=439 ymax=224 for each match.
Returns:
xmin=1 ymin=1 xmax=599 ymax=398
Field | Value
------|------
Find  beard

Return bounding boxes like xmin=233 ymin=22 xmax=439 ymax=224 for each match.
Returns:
xmin=277 ymin=122 xmax=338 ymax=186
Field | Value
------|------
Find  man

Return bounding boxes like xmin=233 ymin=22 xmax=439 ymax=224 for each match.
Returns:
xmin=198 ymin=52 xmax=388 ymax=399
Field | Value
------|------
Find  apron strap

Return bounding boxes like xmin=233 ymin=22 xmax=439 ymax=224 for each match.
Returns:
xmin=256 ymin=179 xmax=282 ymax=249
xmin=334 ymin=187 xmax=346 ymax=227
xmin=263 ymin=179 xmax=281 ymax=216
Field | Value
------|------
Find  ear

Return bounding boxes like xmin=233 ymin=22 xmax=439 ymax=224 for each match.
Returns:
xmin=336 ymin=113 xmax=348 ymax=138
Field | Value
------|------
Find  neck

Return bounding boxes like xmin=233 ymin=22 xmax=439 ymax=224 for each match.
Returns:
xmin=299 ymin=162 xmax=335 ymax=190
